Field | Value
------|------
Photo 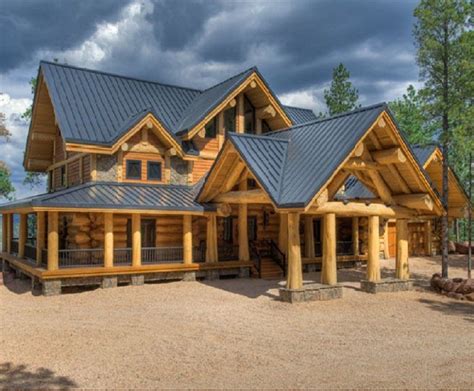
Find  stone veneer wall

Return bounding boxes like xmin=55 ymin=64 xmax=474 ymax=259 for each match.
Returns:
xmin=96 ymin=155 xmax=117 ymax=182
xmin=170 ymin=157 xmax=189 ymax=185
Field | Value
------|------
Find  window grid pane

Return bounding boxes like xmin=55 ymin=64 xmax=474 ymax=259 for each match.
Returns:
xmin=147 ymin=161 xmax=162 ymax=181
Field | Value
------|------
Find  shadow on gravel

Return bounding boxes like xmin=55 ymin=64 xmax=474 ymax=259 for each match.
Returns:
xmin=418 ymin=298 xmax=474 ymax=323
xmin=1 ymin=273 xmax=34 ymax=296
xmin=0 ymin=362 xmax=77 ymax=389
xmin=202 ymin=279 xmax=281 ymax=300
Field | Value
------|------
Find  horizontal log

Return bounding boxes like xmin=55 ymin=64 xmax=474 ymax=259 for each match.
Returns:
xmin=372 ymin=147 xmax=406 ymax=165
xmin=306 ymin=201 xmax=415 ymax=218
xmin=393 ymin=193 xmax=433 ymax=211
xmin=344 ymin=158 xmax=381 ymax=171
xmin=214 ymin=189 xmax=270 ymax=204
xmin=256 ymin=104 xmax=276 ymax=119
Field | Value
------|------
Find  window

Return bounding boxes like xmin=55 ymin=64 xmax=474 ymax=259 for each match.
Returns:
xmin=60 ymin=165 xmax=66 ymax=187
xmin=223 ymin=217 xmax=233 ymax=243
xmin=262 ymin=120 xmax=272 ymax=134
xmin=126 ymin=160 xmax=142 ymax=180
xmin=147 ymin=161 xmax=162 ymax=181
xmin=244 ymin=96 xmax=255 ymax=134
xmin=205 ymin=118 xmax=217 ymax=138
xmin=248 ymin=216 xmax=257 ymax=241
xmin=224 ymin=107 xmax=236 ymax=134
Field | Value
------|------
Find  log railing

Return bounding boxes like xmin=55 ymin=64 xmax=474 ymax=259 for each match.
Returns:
xmin=114 ymin=248 xmax=132 ymax=266
xmin=269 ymin=240 xmax=286 ymax=276
xmin=58 ymin=248 xmax=104 ymax=268
xmin=141 ymin=247 xmax=183 ymax=264
xmin=24 ymin=243 xmax=37 ymax=261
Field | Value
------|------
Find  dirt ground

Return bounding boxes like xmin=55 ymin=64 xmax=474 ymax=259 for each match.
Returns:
xmin=0 ymin=255 xmax=472 ymax=389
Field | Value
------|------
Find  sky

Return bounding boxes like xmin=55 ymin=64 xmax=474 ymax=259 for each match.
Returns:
xmin=0 ymin=0 xmax=421 ymax=200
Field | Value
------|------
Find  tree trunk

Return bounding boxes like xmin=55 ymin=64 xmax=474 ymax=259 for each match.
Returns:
xmin=441 ymin=138 xmax=449 ymax=278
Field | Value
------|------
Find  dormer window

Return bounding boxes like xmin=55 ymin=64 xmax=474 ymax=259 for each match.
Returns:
xmin=126 ymin=160 xmax=142 ymax=180
xmin=147 ymin=161 xmax=162 ymax=181
xmin=244 ymin=96 xmax=255 ymax=134
xmin=205 ymin=118 xmax=217 ymax=138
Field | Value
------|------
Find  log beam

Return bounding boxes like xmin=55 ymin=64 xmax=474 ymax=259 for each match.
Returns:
xmin=372 ymin=147 xmax=406 ymax=165
xmin=287 ymin=212 xmax=302 ymax=289
xmin=104 ymin=212 xmax=114 ymax=268
xmin=206 ymin=214 xmax=218 ymax=263
xmin=367 ymin=215 xmax=380 ymax=282
xmin=322 ymin=213 xmax=337 ymax=285
xmin=183 ymin=215 xmax=193 ymax=264
xmin=18 ymin=213 xmax=27 ymax=258
xmin=395 ymin=219 xmax=409 ymax=280
xmin=36 ymin=212 xmax=45 ymax=266
xmin=132 ymin=214 xmax=141 ymax=267
xmin=256 ymin=104 xmax=276 ymax=120
xmin=393 ymin=193 xmax=433 ymax=211
xmin=47 ymin=211 xmax=59 ymax=271
xmin=344 ymin=158 xmax=381 ymax=171
xmin=213 ymin=189 xmax=270 ymax=204
xmin=221 ymin=160 xmax=246 ymax=193
xmin=306 ymin=201 xmax=415 ymax=218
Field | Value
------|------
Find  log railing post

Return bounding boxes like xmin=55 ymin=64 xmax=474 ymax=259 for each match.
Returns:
xmin=352 ymin=217 xmax=359 ymax=257
xmin=36 ymin=212 xmax=45 ymax=266
xmin=238 ymin=177 xmax=249 ymax=262
xmin=2 ymin=213 xmax=8 ymax=253
xmin=18 ymin=213 xmax=27 ymax=258
xmin=104 ymin=212 xmax=114 ymax=268
xmin=132 ymin=214 xmax=141 ymax=267
xmin=278 ymin=213 xmax=288 ymax=255
xmin=287 ymin=212 xmax=303 ymax=289
xmin=322 ymin=213 xmax=337 ymax=285
xmin=183 ymin=215 xmax=193 ymax=264
xmin=47 ymin=211 xmax=59 ymax=271
xmin=206 ymin=214 xmax=218 ymax=263
xmin=396 ymin=219 xmax=409 ymax=280
xmin=304 ymin=215 xmax=315 ymax=258
xmin=367 ymin=215 xmax=381 ymax=282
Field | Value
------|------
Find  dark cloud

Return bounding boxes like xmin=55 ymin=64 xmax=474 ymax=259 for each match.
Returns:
xmin=0 ymin=0 xmax=130 ymax=72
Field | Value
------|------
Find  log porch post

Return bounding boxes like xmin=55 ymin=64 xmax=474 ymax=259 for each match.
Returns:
xmin=287 ymin=212 xmax=303 ymax=289
xmin=424 ymin=220 xmax=432 ymax=256
xmin=6 ymin=214 xmax=12 ymax=254
xmin=352 ymin=217 xmax=359 ymax=257
xmin=183 ymin=215 xmax=193 ymax=264
xmin=47 ymin=211 xmax=59 ymax=271
xmin=278 ymin=213 xmax=288 ymax=255
xmin=36 ymin=212 xmax=45 ymax=266
xmin=104 ymin=212 xmax=114 ymax=268
xmin=236 ymin=94 xmax=244 ymax=133
xmin=18 ymin=213 xmax=27 ymax=258
xmin=322 ymin=213 xmax=337 ymax=285
xmin=2 ymin=213 xmax=7 ymax=253
xmin=396 ymin=219 xmax=409 ymax=280
xmin=367 ymin=215 xmax=381 ymax=282
xmin=304 ymin=215 xmax=315 ymax=258
xmin=132 ymin=214 xmax=141 ymax=267
xmin=206 ymin=214 xmax=218 ymax=263
xmin=238 ymin=177 xmax=250 ymax=262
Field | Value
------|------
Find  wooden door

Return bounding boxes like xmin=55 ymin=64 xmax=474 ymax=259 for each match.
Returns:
xmin=388 ymin=222 xmax=396 ymax=257
xmin=141 ymin=219 xmax=156 ymax=248
xmin=408 ymin=223 xmax=425 ymax=256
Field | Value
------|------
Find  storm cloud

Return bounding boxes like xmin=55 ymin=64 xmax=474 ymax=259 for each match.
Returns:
xmin=0 ymin=0 xmax=421 ymax=199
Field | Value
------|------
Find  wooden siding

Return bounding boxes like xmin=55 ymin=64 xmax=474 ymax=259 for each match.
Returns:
xmin=191 ymin=160 xmax=214 ymax=184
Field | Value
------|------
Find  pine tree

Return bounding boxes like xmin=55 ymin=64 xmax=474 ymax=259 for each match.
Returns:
xmin=323 ymin=63 xmax=360 ymax=116
xmin=414 ymin=0 xmax=472 ymax=277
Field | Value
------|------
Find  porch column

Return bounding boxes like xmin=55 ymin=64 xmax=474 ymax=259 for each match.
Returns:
xmin=236 ymin=94 xmax=244 ymax=133
xmin=6 ymin=214 xmax=12 ymax=253
xmin=278 ymin=213 xmax=288 ymax=255
xmin=287 ymin=212 xmax=303 ymax=289
xmin=183 ymin=215 xmax=193 ymax=264
xmin=36 ymin=212 xmax=45 ymax=266
xmin=352 ymin=217 xmax=359 ymax=257
xmin=206 ymin=214 xmax=218 ymax=263
xmin=396 ymin=219 xmax=409 ymax=280
xmin=18 ymin=213 xmax=27 ymax=258
xmin=2 ymin=213 xmax=7 ymax=253
xmin=47 ymin=211 xmax=59 ymax=271
xmin=104 ymin=212 xmax=114 ymax=268
xmin=132 ymin=214 xmax=141 ymax=267
xmin=304 ymin=215 xmax=315 ymax=258
xmin=367 ymin=215 xmax=381 ymax=282
xmin=424 ymin=220 xmax=432 ymax=256
xmin=322 ymin=213 xmax=337 ymax=285
xmin=238 ymin=177 xmax=249 ymax=261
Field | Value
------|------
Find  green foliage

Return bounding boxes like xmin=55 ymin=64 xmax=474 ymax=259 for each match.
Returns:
xmin=23 ymin=171 xmax=46 ymax=189
xmin=21 ymin=77 xmax=37 ymax=121
xmin=323 ymin=63 xmax=360 ymax=116
xmin=0 ymin=163 xmax=14 ymax=200
xmin=389 ymin=85 xmax=436 ymax=145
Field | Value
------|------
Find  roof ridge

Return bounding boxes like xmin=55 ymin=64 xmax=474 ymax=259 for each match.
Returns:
xmin=266 ymin=102 xmax=387 ymax=136
xmin=228 ymin=132 xmax=289 ymax=143
xmin=40 ymin=60 xmax=203 ymax=93
xmin=201 ymin=66 xmax=257 ymax=92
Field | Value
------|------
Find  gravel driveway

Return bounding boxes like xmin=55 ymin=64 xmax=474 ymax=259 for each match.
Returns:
xmin=0 ymin=256 xmax=472 ymax=389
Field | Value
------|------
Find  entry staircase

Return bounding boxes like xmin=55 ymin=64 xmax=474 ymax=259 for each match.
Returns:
xmin=250 ymin=240 xmax=286 ymax=280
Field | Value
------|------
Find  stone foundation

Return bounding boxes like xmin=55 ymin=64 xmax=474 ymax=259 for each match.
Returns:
xmin=279 ymin=284 xmax=343 ymax=303
xmin=182 ymin=271 xmax=196 ymax=282
xmin=239 ymin=267 xmax=250 ymax=278
xmin=131 ymin=275 xmax=144 ymax=286
xmin=102 ymin=276 xmax=118 ymax=289
xmin=360 ymin=278 xmax=414 ymax=294
xmin=42 ymin=280 xmax=61 ymax=296
xmin=206 ymin=270 xmax=220 ymax=281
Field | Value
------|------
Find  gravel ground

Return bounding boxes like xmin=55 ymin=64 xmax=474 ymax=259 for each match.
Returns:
xmin=0 ymin=255 xmax=473 ymax=389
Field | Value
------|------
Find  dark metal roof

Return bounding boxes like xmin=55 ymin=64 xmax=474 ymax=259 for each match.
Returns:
xmin=412 ymin=144 xmax=438 ymax=166
xmin=0 ymin=182 xmax=209 ymax=212
xmin=283 ymin=105 xmax=317 ymax=124
xmin=226 ymin=103 xmax=387 ymax=208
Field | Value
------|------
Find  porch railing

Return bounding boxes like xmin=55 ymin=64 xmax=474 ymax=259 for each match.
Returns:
xmin=10 ymin=239 xmax=19 ymax=255
xmin=218 ymin=243 xmax=239 ymax=261
xmin=141 ymin=246 xmax=183 ymax=264
xmin=24 ymin=244 xmax=37 ymax=261
xmin=269 ymin=240 xmax=286 ymax=276
xmin=58 ymin=248 xmax=104 ymax=268
xmin=114 ymin=248 xmax=132 ymax=266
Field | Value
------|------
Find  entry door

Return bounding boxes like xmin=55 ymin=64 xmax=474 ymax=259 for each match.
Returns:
xmin=141 ymin=219 xmax=156 ymax=248
xmin=388 ymin=223 xmax=396 ymax=257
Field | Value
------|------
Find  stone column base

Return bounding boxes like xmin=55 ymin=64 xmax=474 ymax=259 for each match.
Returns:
xmin=360 ymin=278 xmax=414 ymax=294
xmin=239 ymin=267 xmax=250 ymax=278
xmin=206 ymin=270 xmax=220 ymax=281
xmin=102 ymin=276 xmax=118 ymax=289
xmin=182 ymin=271 xmax=196 ymax=282
xmin=42 ymin=280 xmax=61 ymax=296
xmin=131 ymin=275 xmax=144 ymax=286
xmin=279 ymin=283 xmax=343 ymax=303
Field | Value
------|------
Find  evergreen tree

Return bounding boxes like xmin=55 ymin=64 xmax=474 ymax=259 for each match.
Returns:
xmin=323 ymin=63 xmax=360 ymax=116
xmin=0 ymin=100 xmax=14 ymax=200
xmin=414 ymin=0 xmax=472 ymax=277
